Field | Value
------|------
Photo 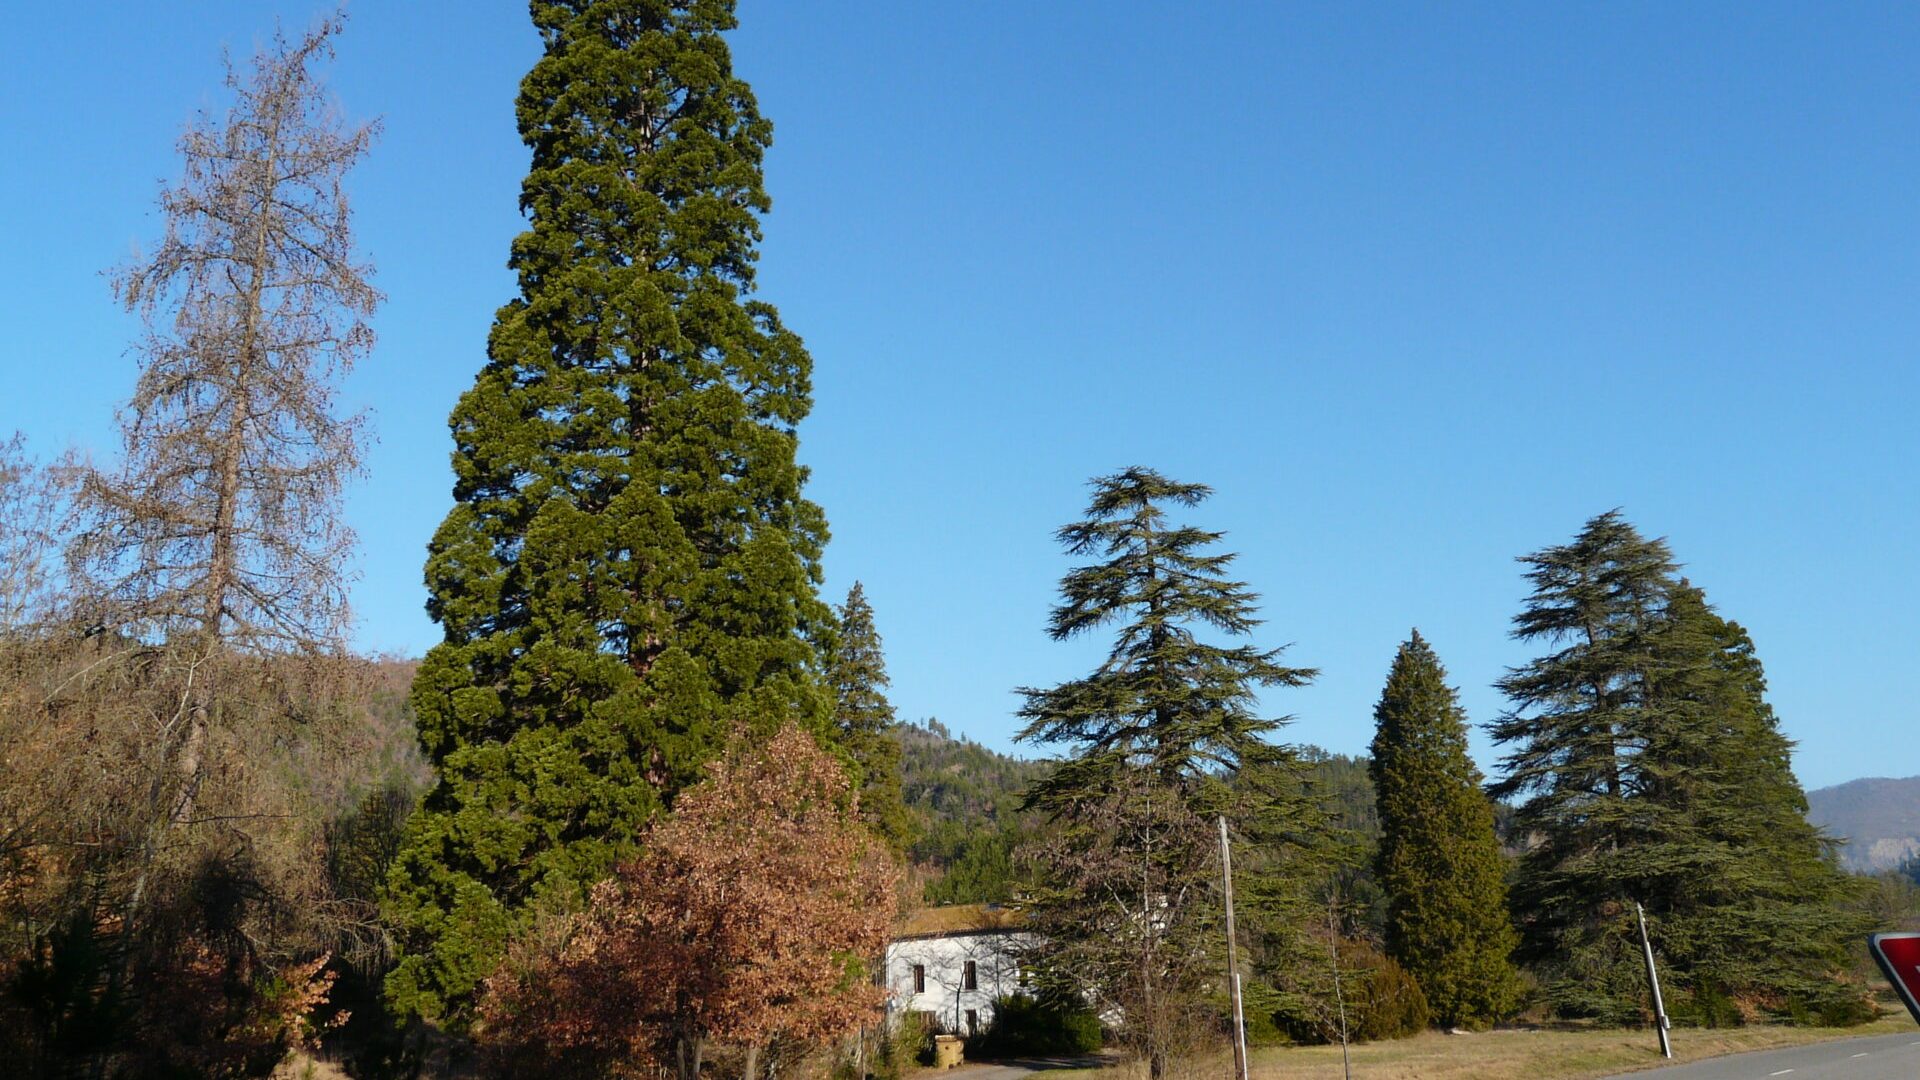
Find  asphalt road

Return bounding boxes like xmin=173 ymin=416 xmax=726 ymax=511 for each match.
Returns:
xmin=944 ymin=1054 xmax=1114 ymax=1080
xmin=1602 ymin=1031 xmax=1920 ymax=1079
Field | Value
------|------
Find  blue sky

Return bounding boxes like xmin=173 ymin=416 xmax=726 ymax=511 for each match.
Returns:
xmin=3 ymin=2 xmax=1915 ymax=790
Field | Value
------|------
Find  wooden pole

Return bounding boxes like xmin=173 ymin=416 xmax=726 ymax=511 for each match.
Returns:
xmin=1636 ymin=902 xmax=1673 ymax=1059
xmin=1327 ymin=896 xmax=1352 ymax=1080
xmin=1218 ymin=816 xmax=1249 ymax=1080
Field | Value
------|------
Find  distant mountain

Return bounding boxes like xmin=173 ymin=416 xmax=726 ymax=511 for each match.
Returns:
xmin=1806 ymin=776 xmax=1920 ymax=873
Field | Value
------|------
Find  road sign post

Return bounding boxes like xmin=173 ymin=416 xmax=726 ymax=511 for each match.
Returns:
xmin=1869 ymin=932 xmax=1920 ymax=1026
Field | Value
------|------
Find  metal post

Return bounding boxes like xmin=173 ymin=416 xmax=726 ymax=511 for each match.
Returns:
xmin=1636 ymin=902 xmax=1673 ymax=1059
xmin=1218 ymin=817 xmax=1249 ymax=1080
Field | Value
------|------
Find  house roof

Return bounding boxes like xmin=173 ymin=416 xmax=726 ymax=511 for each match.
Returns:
xmin=896 ymin=903 xmax=1023 ymax=940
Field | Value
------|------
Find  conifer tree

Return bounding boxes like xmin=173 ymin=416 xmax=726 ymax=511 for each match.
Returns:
xmin=1491 ymin=510 xmax=1680 ymax=1019
xmin=386 ymin=1 xmax=832 ymax=1024
xmin=828 ymin=582 xmax=911 ymax=851
xmin=1015 ymin=468 xmax=1329 ymax=1076
xmin=1369 ymin=631 xmax=1520 ymax=1029
xmin=1017 ymin=469 xmax=1315 ymax=807
xmin=1493 ymin=512 xmax=1868 ymax=1022
xmin=1632 ymin=583 xmax=1866 ymax=1020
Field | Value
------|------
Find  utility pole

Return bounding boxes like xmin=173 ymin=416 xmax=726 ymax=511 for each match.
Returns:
xmin=1218 ymin=816 xmax=1249 ymax=1080
xmin=1636 ymin=902 xmax=1673 ymax=1059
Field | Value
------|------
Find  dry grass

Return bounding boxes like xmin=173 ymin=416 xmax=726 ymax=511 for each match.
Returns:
xmin=1051 ymin=1012 xmax=1913 ymax=1080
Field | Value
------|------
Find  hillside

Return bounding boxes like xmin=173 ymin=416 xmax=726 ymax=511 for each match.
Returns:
xmin=893 ymin=719 xmax=1051 ymax=873
xmin=1807 ymin=775 xmax=1920 ymax=872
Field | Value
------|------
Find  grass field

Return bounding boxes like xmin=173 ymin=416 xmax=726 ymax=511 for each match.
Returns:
xmin=1049 ymin=1011 xmax=1914 ymax=1080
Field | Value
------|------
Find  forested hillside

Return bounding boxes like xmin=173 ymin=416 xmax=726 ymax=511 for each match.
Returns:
xmin=894 ymin=719 xmax=1050 ymax=904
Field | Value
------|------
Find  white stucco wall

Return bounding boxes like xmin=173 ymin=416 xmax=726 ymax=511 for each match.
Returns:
xmin=883 ymin=931 xmax=1032 ymax=1035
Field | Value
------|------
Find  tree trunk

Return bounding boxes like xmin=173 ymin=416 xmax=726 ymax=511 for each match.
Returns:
xmin=742 ymin=1042 xmax=761 ymax=1080
xmin=675 ymin=1033 xmax=705 ymax=1080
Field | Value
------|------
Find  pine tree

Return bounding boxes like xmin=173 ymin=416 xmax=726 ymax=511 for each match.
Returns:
xmin=1015 ymin=468 xmax=1329 ymax=1077
xmin=1017 ymin=469 xmax=1315 ymax=806
xmin=828 ymin=582 xmax=911 ymax=851
xmin=1369 ymin=631 xmax=1520 ymax=1029
xmin=386 ymin=1 xmax=832 ymax=1024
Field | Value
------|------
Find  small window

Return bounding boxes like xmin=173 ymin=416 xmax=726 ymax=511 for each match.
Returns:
xmin=963 ymin=960 xmax=977 ymax=991
xmin=965 ymin=1008 xmax=980 ymax=1035
xmin=913 ymin=964 xmax=926 ymax=994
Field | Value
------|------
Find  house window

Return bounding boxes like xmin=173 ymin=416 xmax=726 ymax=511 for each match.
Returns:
xmin=965 ymin=1008 xmax=980 ymax=1035
xmin=913 ymin=964 xmax=925 ymax=994
xmin=963 ymin=960 xmax=977 ymax=991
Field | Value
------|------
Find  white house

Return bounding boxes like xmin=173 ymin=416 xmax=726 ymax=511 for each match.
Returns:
xmin=884 ymin=904 xmax=1031 ymax=1037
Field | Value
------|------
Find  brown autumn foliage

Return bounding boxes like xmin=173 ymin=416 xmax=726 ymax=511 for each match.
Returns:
xmin=478 ymin=724 xmax=900 ymax=1080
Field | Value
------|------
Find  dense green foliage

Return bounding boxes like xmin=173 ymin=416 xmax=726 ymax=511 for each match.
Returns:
xmin=966 ymin=994 xmax=1103 ymax=1057
xmin=385 ymin=0 xmax=833 ymax=1024
xmin=1492 ymin=512 xmax=1867 ymax=1024
xmin=829 ymin=583 xmax=912 ymax=851
xmin=1369 ymin=632 xmax=1521 ymax=1028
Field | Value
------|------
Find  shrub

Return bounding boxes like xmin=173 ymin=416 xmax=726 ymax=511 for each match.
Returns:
xmin=1276 ymin=938 xmax=1431 ymax=1044
xmin=1349 ymin=945 xmax=1431 ymax=1041
xmin=965 ymin=994 xmax=1103 ymax=1058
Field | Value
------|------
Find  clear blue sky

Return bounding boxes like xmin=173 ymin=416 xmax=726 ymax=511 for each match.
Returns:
xmin=3 ymin=2 xmax=1915 ymax=790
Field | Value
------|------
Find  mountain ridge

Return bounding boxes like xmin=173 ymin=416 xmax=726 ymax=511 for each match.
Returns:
xmin=1806 ymin=774 xmax=1920 ymax=872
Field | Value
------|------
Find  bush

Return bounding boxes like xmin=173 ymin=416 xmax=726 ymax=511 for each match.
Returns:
xmin=876 ymin=1010 xmax=937 ymax=1075
xmin=1275 ymin=938 xmax=1431 ymax=1044
xmin=1671 ymin=980 xmax=1743 ymax=1029
xmin=1349 ymin=945 xmax=1431 ymax=1041
xmin=965 ymin=994 xmax=1103 ymax=1058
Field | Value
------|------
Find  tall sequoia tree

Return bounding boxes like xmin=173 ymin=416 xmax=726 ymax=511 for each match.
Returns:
xmin=1016 ymin=468 xmax=1329 ymax=1076
xmin=1492 ymin=512 xmax=1866 ymax=1022
xmin=1369 ymin=631 xmax=1520 ymax=1029
xmin=828 ymin=582 xmax=911 ymax=851
xmin=386 ymin=1 xmax=833 ymax=1024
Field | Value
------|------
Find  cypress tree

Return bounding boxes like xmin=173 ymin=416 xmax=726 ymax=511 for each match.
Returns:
xmin=828 ymin=582 xmax=911 ymax=851
xmin=1369 ymin=631 xmax=1521 ymax=1029
xmin=385 ymin=1 xmax=832 ymax=1024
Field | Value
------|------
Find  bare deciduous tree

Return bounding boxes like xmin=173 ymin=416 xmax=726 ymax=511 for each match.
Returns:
xmin=71 ymin=12 xmax=378 ymax=653
xmin=0 ymin=435 xmax=68 ymax=633
xmin=63 ymin=5 xmax=379 ymax=903
xmin=1019 ymin=769 xmax=1224 ymax=1080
